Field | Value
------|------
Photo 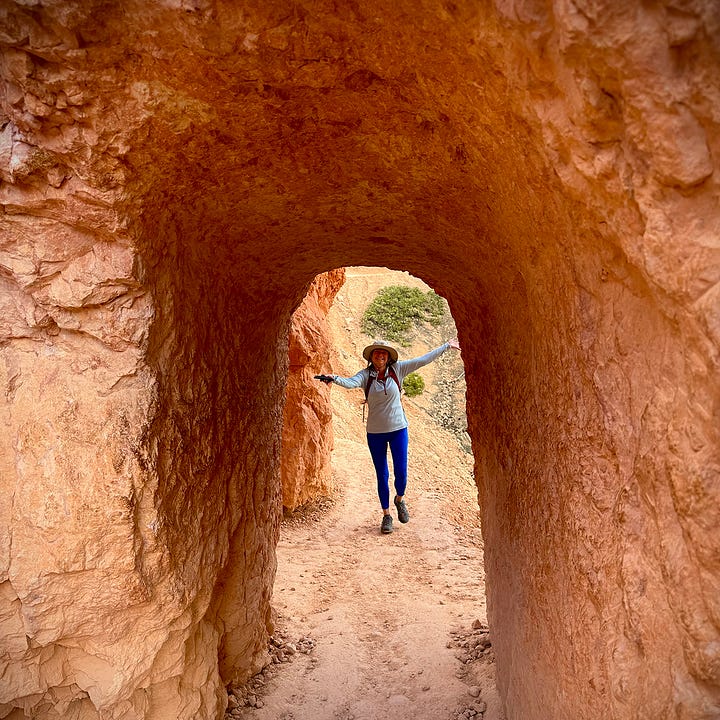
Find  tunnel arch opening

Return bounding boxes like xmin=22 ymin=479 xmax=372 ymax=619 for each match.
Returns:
xmin=267 ymin=264 xmax=491 ymax=717
xmin=280 ymin=265 xmax=471 ymax=514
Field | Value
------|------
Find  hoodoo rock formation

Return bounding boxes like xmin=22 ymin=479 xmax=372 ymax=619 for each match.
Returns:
xmin=281 ymin=269 xmax=344 ymax=513
xmin=0 ymin=2 xmax=718 ymax=719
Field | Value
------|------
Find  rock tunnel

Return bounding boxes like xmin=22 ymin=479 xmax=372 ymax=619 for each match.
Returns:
xmin=1 ymin=1 xmax=719 ymax=719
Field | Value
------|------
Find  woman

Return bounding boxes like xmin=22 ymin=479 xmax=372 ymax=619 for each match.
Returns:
xmin=322 ymin=338 xmax=461 ymax=534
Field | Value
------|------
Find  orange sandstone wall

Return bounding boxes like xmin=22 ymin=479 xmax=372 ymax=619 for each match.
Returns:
xmin=470 ymin=5 xmax=720 ymax=718
xmin=0 ymin=2 xmax=718 ymax=720
xmin=281 ymin=269 xmax=344 ymax=512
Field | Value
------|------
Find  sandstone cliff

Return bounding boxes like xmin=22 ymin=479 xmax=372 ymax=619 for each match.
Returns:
xmin=281 ymin=269 xmax=344 ymax=513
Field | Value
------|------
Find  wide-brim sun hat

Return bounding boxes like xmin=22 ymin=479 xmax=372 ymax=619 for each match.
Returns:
xmin=362 ymin=340 xmax=399 ymax=363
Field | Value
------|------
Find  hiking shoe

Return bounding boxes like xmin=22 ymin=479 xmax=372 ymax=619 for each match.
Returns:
xmin=381 ymin=515 xmax=393 ymax=534
xmin=394 ymin=497 xmax=410 ymax=523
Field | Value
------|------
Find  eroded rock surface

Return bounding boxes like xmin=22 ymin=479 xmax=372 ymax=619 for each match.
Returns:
xmin=0 ymin=1 xmax=718 ymax=719
xmin=281 ymin=269 xmax=344 ymax=512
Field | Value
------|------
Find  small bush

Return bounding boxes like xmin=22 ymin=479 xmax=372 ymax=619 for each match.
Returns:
xmin=361 ymin=286 xmax=446 ymax=345
xmin=403 ymin=372 xmax=425 ymax=397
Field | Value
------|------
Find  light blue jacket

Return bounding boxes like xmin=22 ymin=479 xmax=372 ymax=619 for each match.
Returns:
xmin=332 ymin=343 xmax=450 ymax=433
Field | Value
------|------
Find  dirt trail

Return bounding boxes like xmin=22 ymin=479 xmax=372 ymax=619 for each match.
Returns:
xmin=226 ymin=268 xmax=503 ymax=720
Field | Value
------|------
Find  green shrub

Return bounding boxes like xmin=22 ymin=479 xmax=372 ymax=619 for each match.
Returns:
xmin=361 ymin=286 xmax=446 ymax=345
xmin=403 ymin=372 xmax=425 ymax=397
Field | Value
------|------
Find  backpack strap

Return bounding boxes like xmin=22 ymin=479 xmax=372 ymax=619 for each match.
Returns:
xmin=364 ymin=372 xmax=373 ymax=402
xmin=389 ymin=366 xmax=401 ymax=394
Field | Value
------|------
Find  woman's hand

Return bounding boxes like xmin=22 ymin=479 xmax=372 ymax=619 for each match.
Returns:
xmin=314 ymin=374 xmax=335 ymax=384
xmin=447 ymin=338 xmax=461 ymax=350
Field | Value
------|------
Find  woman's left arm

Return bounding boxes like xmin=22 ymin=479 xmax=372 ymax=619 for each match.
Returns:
xmin=397 ymin=339 xmax=460 ymax=375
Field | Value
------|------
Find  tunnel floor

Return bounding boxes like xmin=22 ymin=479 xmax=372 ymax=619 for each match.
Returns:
xmin=233 ymin=436 xmax=498 ymax=720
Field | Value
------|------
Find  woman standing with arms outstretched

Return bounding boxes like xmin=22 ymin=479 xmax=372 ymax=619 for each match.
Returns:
xmin=320 ymin=338 xmax=461 ymax=534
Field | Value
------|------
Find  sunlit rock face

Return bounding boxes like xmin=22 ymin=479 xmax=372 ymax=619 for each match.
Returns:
xmin=281 ymin=269 xmax=344 ymax=513
xmin=0 ymin=1 xmax=718 ymax=719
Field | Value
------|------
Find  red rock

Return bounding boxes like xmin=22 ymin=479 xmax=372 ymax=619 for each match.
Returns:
xmin=281 ymin=269 xmax=344 ymax=512
xmin=0 ymin=2 xmax=718 ymax=719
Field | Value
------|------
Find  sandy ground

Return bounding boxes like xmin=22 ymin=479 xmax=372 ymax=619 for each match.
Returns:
xmin=226 ymin=268 xmax=503 ymax=720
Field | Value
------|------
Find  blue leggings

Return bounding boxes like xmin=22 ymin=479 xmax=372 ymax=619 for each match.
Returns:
xmin=366 ymin=428 xmax=409 ymax=510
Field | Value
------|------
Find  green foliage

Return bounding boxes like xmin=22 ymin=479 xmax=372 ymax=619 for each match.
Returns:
xmin=402 ymin=372 xmax=425 ymax=397
xmin=361 ymin=286 xmax=446 ymax=345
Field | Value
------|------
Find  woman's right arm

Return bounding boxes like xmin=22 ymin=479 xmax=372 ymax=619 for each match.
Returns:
xmin=331 ymin=369 xmax=367 ymax=389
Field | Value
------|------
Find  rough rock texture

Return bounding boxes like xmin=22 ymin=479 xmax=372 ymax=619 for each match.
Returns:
xmin=0 ymin=2 xmax=718 ymax=719
xmin=281 ymin=269 xmax=344 ymax=512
